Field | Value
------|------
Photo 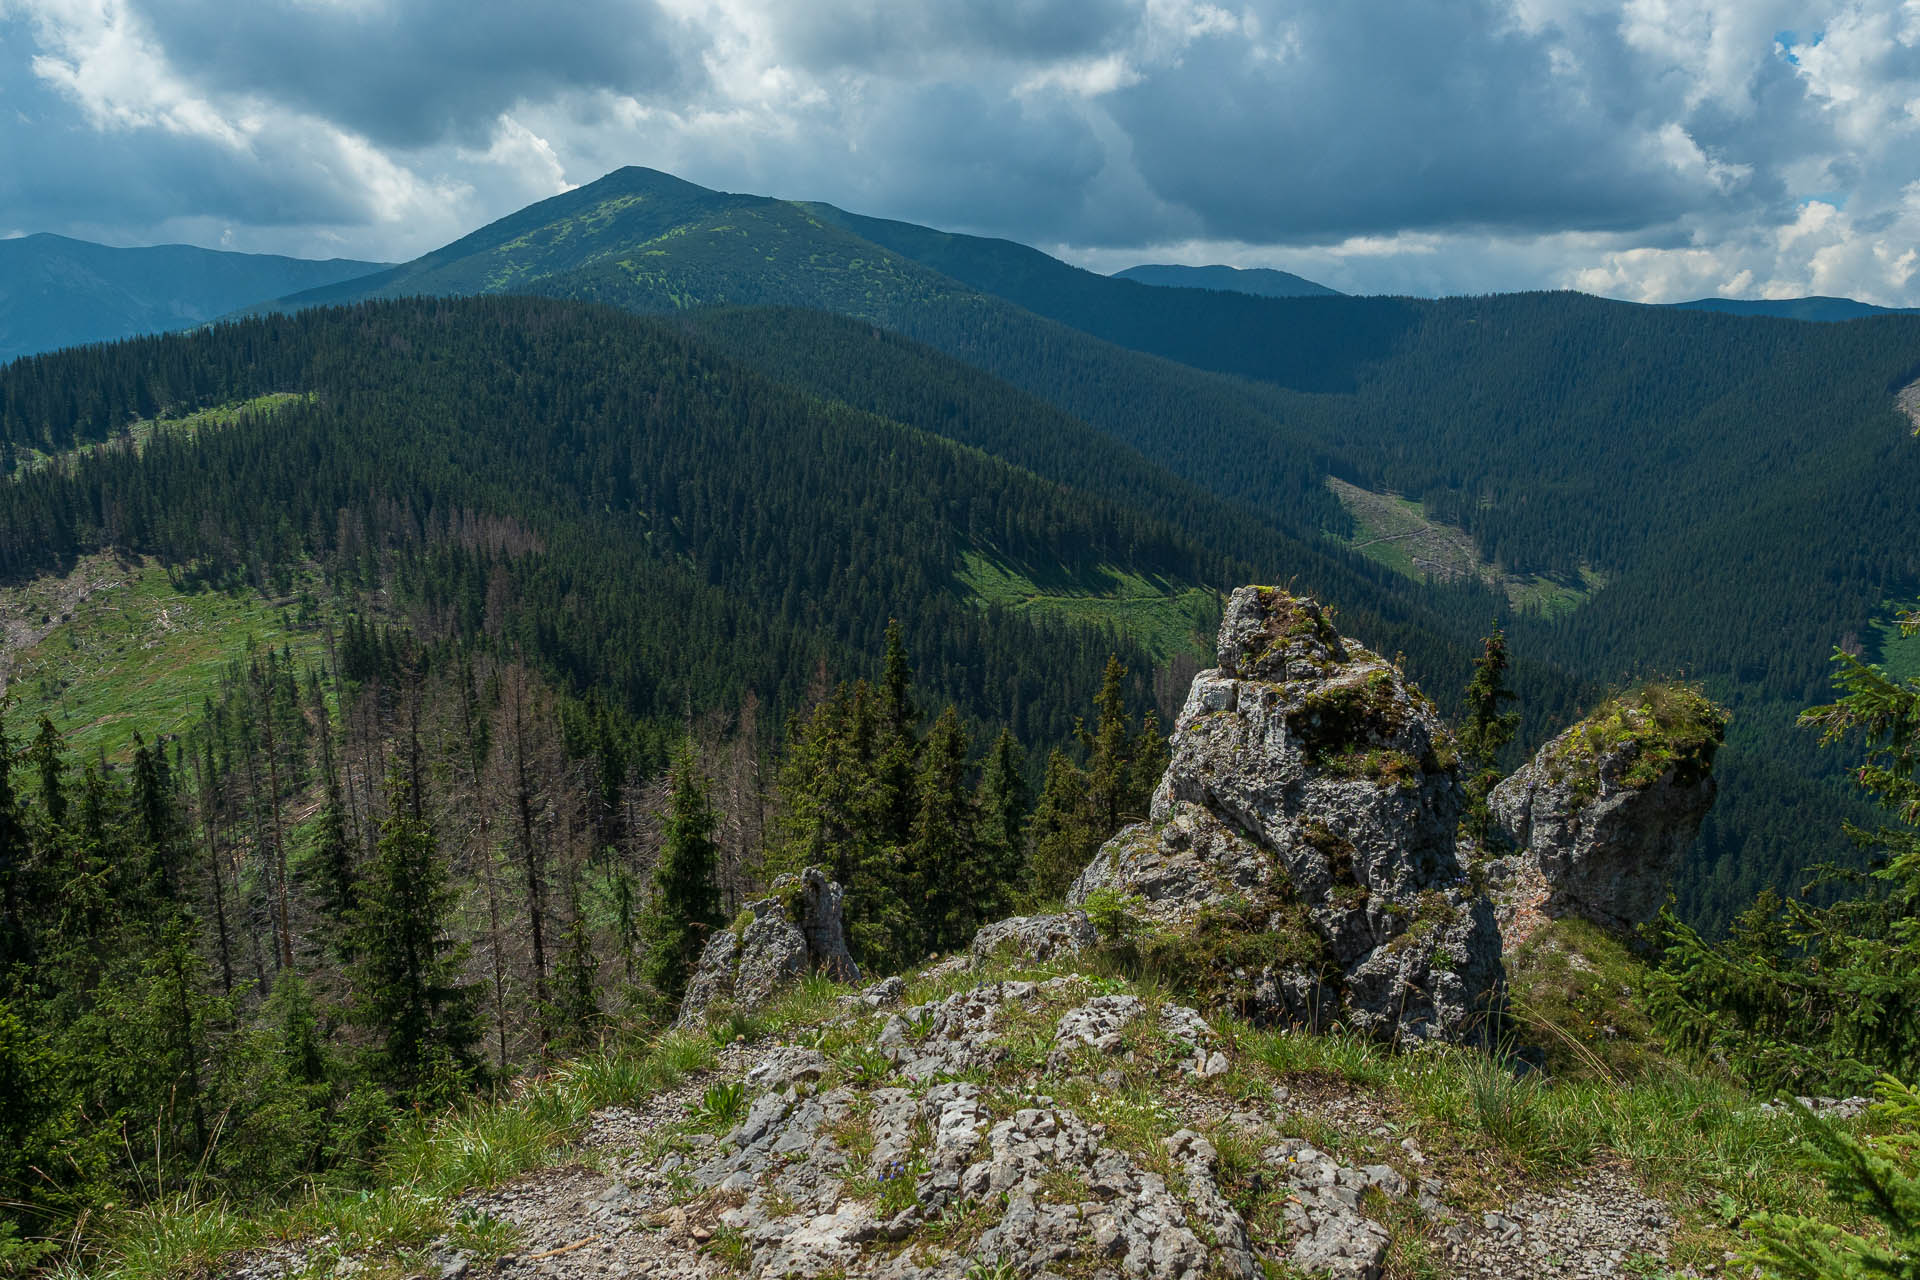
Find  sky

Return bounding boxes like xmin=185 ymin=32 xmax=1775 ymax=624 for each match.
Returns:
xmin=2 ymin=0 xmax=1919 ymax=302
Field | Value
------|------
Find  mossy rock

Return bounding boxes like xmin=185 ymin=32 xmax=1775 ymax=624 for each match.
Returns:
xmin=1286 ymin=667 xmax=1411 ymax=765
xmin=1128 ymin=894 xmax=1330 ymax=1019
xmin=1552 ymin=683 xmax=1729 ymax=797
xmin=1229 ymin=586 xmax=1345 ymax=676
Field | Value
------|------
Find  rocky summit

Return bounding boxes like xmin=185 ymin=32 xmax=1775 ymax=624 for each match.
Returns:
xmin=1070 ymin=586 xmax=1503 ymax=1046
xmin=1489 ymin=686 xmax=1725 ymax=937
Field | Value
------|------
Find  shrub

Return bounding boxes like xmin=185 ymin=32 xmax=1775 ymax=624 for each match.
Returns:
xmin=1740 ymin=1077 xmax=1919 ymax=1280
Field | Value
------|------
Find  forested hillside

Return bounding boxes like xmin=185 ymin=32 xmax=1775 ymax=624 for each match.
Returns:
xmin=1 ymin=297 xmax=1238 ymax=748
xmin=5 ymin=187 xmax=1920 ymax=1280
xmin=252 ymin=165 xmax=1920 ymax=929
xmin=0 ymin=296 xmax=1223 ymax=1259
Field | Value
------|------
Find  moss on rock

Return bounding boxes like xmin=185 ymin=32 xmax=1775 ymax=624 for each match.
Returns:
xmin=1553 ymin=683 xmax=1728 ymax=797
xmin=1132 ymin=894 xmax=1329 ymax=1017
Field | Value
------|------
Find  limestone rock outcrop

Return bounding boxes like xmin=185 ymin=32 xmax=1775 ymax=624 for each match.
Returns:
xmin=967 ymin=911 xmax=1095 ymax=967
xmin=1069 ymin=586 xmax=1503 ymax=1045
xmin=1488 ymin=686 xmax=1726 ymax=934
xmin=676 ymin=867 xmax=859 ymax=1029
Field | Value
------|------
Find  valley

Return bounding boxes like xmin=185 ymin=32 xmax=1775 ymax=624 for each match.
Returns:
xmin=219 ymin=166 xmax=1920 ymax=933
xmin=3 ymin=163 xmax=1919 ymax=1280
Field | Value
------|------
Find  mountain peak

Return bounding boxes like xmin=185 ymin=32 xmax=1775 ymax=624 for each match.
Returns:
xmin=1113 ymin=262 xmax=1341 ymax=298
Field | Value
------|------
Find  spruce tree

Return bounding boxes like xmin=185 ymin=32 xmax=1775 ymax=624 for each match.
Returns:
xmin=771 ymin=674 xmax=916 ymax=970
xmin=1458 ymin=626 xmax=1520 ymax=843
xmin=1128 ymin=711 xmax=1169 ymax=815
xmin=349 ymin=769 xmax=482 ymax=1101
xmin=1026 ymin=657 xmax=1163 ymax=904
xmin=130 ymin=732 xmax=181 ymax=905
xmin=307 ymin=780 xmax=357 ymax=949
xmin=1083 ymin=656 xmax=1133 ymax=836
xmin=1026 ymin=749 xmax=1093 ymax=903
xmin=1740 ymin=1078 xmax=1919 ymax=1280
xmin=1648 ymin=609 xmax=1920 ymax=1091
xmin=974 ymin=728 xmax=1030 ymax=923
xmin=642 ymin=746 xmax=723 ymax=1008
xmin=29 ymin=717 xmax=64 ymax=830
xmin=551 ymin=874 xmax=600 ymax=1050
xmin=0 ymin=710 xmax=30 ymax=971
xmin=872 ymin=621 xmax=920 ymax=849
xmin=906 ymin=706 xmax=977 ymax=953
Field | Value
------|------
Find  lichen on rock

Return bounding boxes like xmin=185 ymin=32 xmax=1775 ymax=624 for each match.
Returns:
xmin=967 ymin=911 xmax=1096 ymax=968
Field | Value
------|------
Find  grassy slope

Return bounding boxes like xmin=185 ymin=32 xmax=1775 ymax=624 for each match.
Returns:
xmin=8 ymin=393 xmax=308 ymax=476
xmin=955 ymin=551 xmax=1218 ymax=663
xmin=0 ymin=553 xmax=328 ymax=761
xmin=1326 ymin=477 xmax=1605 ymax=618
xmin=1865 ymin=603 xmax=1920 ymax=683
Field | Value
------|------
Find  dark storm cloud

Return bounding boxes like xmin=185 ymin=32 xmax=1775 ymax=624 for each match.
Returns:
xmin=767 ymin=0 xmax=1136 ymax=71
xmin=144 ymin=0 xmax=700 ymax=149
xmin=1102 ymin=0 xmax=1763 ymax=241
xmin=847 ymin=81 xmax=1109 ymax=230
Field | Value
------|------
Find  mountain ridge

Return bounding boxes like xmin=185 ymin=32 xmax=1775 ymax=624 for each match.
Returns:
xmin=207 ymin=166 xmax=1920 ymax=926
xmin=1667 ymin=294 xmax=1920 ymax=322
xmin=0 ymin=231 xmax=386 ymax=364
xmin=1112 ymin=261 xmax=1342 ymax=297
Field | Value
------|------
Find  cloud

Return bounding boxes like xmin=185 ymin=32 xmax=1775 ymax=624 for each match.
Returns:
xmin=5 ymin=0 xmax=1920 ymax=303
xmin=140 ymin=0 xmax=699 ymax=150
xmin=751 ymin=0 xmax=1136 ymax=72
xmin=1102 ymin=1 xmax=1737 ymax=241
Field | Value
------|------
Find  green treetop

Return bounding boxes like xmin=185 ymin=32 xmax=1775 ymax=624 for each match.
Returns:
xmin=642 ymin=745 xmax=724 ymax=1008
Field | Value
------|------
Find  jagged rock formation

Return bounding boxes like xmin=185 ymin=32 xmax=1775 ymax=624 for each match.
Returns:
xmin=1069 ymin=586 xmax=1503 ymax=1045
xmin=1489 ymin=686 xmax=1725 ymax=934
xmin=676 ymin=868 xmax=859 ymax=1029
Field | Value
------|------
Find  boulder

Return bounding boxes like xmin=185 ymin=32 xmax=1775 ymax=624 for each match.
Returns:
xmin=968 ymin=911 xmax=1096 ymax=968
xmin=1488 ymin=685 xmax=1725 ymax=934
xmin=1069 ymin=586 xmax=1503 ymax=1046
xmin=674 ymin=867 xmax=859 ymax=1029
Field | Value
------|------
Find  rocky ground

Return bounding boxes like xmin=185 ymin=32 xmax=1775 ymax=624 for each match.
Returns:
xmin=225 ymin=973 xmax=1694 ymax=1280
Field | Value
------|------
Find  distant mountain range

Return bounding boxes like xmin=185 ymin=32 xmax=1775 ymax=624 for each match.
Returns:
xmin=1668 ymin=295 xmax=1920 ymax=322
xmin=0 ymin=233 xmax=386 ymax=365
xmin=1112 ymin=263 xmax=1341 ymax=298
